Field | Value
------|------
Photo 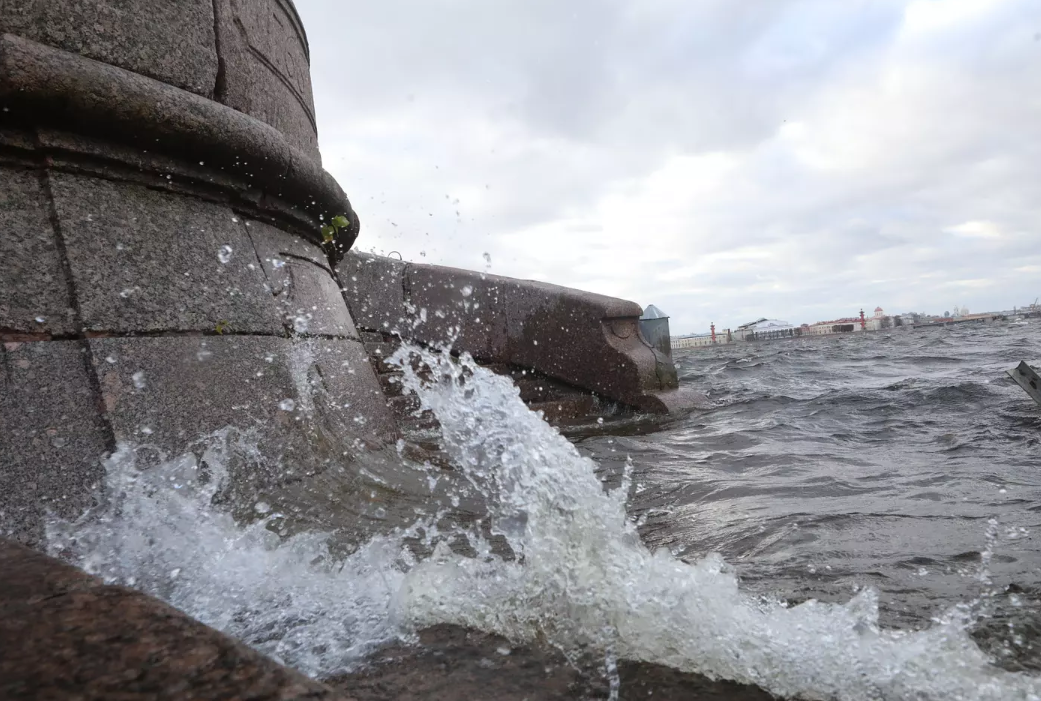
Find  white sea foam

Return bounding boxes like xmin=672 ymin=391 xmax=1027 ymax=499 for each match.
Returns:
xmin=45 ymin=348 xmax=1041 ymax=700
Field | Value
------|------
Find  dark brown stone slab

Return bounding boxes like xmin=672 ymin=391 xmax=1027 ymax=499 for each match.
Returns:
xmin=0 ymin=340 xmax=109 ymax=548
xmin=0 ymin=539 xmax=355 ymax=701
xmin=329 ymin=624 xmax=775 ymax=701
xmin=49 ymin=172 xmax=284 ymax=334
xmin=504 ymin=279 xmax=662 ymax=406
xmin=335 ymin=253 xmax=688 ymax=414
xmin=633 ymin=386 xmax=711 ymax=414
xmin=0 ymin=539 xmax=102 ymax=610
xmin=0 ymin=0 xmax=218 ymax=97
xmin=407 ymin=264 xmax=509 ymax=361
xmin=529 ymin=395 xmax=597 ymax=423
xmin=336 ymin=252 xmax=410 ymax=335
xmin=0 ymin=166 xmax=77 ymax=336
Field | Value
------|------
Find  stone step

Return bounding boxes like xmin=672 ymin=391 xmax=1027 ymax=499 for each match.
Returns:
xmin=365 ymin=342 xmax=403 ymax=374
xmin=396 ymin=409 xmax=439 ymax=435
xmin=527 ymin=396 xmax=597 ymax=424
xmin=388 ymin=394 xmax=421 ymax=416
xmin=378 ymin=370 xmax=406 ymax=397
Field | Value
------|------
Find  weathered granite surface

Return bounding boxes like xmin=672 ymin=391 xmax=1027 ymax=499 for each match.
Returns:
xmin=0 ymin=539 xmax=356 ymax=701
xmin=50 ymin=173 xmax=284 ymax=335
xmin=0 ymin=167 xmax=76 ymax=336
xmin=0 ymin=0 xmax=218 ymax=97
xmin=249 ymin=220 xmax=360 ymax=337
xmin=0 ymin=0 xmax=382 ymax=565
xmin=339 ymin=253 xmax=409 ymax=333
xmin=0 ymin=340 xmax=109 ymax=547
xmin=214 ymin=0 xmax=320 ymax=158
xmin=0 ymin=33 xmax=357 ymax=251
xmin=337 ymin=252 xmax=702 ymax=415
xmin=88 ymin=334 xmax=396 ymax=490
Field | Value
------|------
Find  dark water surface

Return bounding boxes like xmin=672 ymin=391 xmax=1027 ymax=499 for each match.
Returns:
xmin=578 ymin=322 xmax=1041 ymax=670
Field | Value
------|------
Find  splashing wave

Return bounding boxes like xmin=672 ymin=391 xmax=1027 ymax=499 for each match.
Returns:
xmin=46 ymin=348 xmax=1041 ymax=700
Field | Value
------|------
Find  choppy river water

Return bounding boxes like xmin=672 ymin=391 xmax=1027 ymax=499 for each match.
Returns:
xmin=46 ymin=322 xmax=1041 ymax=699
xmin=579 ymin=321 xmax=1041 ymax=673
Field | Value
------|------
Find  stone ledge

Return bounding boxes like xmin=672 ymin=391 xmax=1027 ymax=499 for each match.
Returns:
xmin=337 ymin=253 xmax=698 ymax=414
xmin=0 ymin=540 xmax=355 ymax=701
xmin=0 ymin=33 xmax=358 ymax=255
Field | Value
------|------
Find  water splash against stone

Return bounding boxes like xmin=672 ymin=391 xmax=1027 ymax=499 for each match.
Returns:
xmin=43 ymin=349 xmax=1041 ymax=700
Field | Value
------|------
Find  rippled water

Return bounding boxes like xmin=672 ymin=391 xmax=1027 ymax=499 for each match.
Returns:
xmin=579 ymin=321 xmax=1041 ymax=670
xmin=44 ymin=326 xmax=1041 ymax=699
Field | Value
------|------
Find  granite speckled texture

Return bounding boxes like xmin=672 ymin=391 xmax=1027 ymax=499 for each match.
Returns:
xmin=0 ymin=167 xmax=76 ymax=336
xmin=50 ymin=173 xmax=284 ymax=335
xmin=0 ymin=540 xmax=357 ymax=701
xmin=0 ymin=340 xmax=109 ymax=547
xmin=0 ymin=0 xmax=218 ymax=96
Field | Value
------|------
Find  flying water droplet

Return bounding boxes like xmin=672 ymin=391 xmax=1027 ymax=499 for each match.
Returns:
xmin=460 ymin=286 xmax=473 ymax=298
xmin=254 ymin=501 xmax=271 ymax=514
xmin=218 ymin=245 xmax=233 ymax=264
xmin=278 ymin=398 xmax=296 ymax=411
xmin=292 ymin=315 xmax=311 ymax=333
xmin=34 ymin=316 xmax=46 ymax=323
xmin=132 ymin=371 xmax=147 ymax=389
xmin=105 ymin=355 xmax=118 ymax=364
xmin=483 ymin=252 xmax=492 ymax=264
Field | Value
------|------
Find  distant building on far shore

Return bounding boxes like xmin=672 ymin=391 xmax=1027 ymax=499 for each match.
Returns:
xmin=732 ymin=318 xmax=797 ymax=342
xmin=672 ymin=321 xmax=732 ymax=349
xmin=672 ymin=306 xmax=899 ymax=349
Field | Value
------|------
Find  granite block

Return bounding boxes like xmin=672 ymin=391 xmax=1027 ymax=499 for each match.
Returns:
xmin=248 ymin=221 xmax=357 ymax=338
xmin=214 ymin=0 xmax=319 ymax=157
xmin=407 ymin=264 xmax=508 ymax=360
xmin=336 ymin=252 xmax=409 ymax=335
xmin=0 ymin=167 xmax=76 ymax=336
xmin=0 ymin=540 xmax=354 ymax=701
xmin=0 ymin=0 xmax=218 ymax=96
xmin=0 ymin=340 xmax=109 ymax=547
xmin=49 ymin=173 xmax=284 ymax=334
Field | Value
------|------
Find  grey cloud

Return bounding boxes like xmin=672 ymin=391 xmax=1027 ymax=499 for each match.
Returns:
xmin=297 ymin=0 xmax=1041 ymax=335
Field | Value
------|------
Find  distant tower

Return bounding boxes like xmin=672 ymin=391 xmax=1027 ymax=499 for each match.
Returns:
xmin=710 ymin=322 xmax=716 ymax=344
xmin=874 ymin=306 xmax=884 ymax=319
xmin=860 ymin=309 xmax=866 ymax=330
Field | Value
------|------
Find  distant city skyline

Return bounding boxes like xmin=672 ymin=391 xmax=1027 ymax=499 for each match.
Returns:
xmin=670 ymin=299 xmax=1035 ymax=337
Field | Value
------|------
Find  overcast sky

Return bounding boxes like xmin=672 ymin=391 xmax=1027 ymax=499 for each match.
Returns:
xmin=297 ymin=0 xmax=1040 ymax=334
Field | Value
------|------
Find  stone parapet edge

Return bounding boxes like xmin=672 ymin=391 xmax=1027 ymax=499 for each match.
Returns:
xmin=0 ymin=538 xmax=354 ymax=700
xmin=338 ymin=252 xmax=700 ymax=414
xmin=0 ymin=33 xmax=358 ymax=257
